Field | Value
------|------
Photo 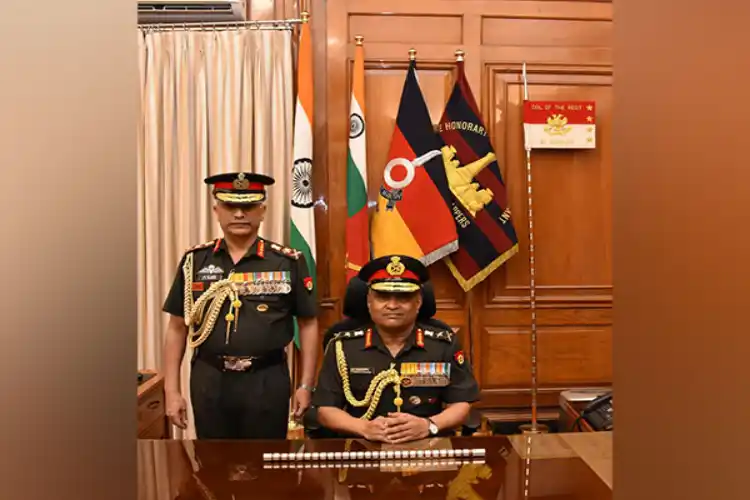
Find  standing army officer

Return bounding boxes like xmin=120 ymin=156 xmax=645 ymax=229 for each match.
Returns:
xmin=162 ymin=172 xmax=319 ymax=439
xmin=313 ymin=254 xmax=479 ymax=443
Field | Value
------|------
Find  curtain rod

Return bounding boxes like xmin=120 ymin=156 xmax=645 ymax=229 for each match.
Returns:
xmin=138 ymin=18 xmax=303 ymax=31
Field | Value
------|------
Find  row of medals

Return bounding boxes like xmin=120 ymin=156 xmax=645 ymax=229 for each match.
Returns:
xmin=234 ymin=279 xmax=291 ymax=295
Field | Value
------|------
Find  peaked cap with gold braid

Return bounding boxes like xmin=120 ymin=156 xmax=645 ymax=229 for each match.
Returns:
xmin=358 ymin=254 xmax=429 ymax=294
xmin=204 ymin=171 xmax=275 ymax=204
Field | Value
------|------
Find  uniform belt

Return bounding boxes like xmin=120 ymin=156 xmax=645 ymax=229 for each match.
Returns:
xmin=196 ymin=350 xmax=286 ymax=372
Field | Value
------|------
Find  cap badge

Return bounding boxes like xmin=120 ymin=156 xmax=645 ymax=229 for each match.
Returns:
xmin=233 ymin=172 xmax=250 ymax=190
xmin=386 ymin=256 xmax=405 ymax=276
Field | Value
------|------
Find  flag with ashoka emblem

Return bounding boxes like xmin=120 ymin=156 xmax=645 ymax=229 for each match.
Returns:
xmin=290 ymin=18 xmax=316 ymax=346
xmin=345 ymin=39 xmax=370 ymax=282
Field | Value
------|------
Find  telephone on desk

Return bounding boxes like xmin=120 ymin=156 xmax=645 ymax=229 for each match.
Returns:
xmin=581 ymin=392 xmax=613 ymax=431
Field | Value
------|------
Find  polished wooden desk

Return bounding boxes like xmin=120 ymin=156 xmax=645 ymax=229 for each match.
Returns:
xmin=137 ymin=434 xmax=612 ymax=499
xmin=138 ymin=370 xmax=170 ymax=439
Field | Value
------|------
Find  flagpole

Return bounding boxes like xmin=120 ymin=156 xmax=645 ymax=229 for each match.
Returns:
xmin=519 ymin=62 xmax=546 ymax=436
xmin=453 ymin=48 xmax=479 ymax=374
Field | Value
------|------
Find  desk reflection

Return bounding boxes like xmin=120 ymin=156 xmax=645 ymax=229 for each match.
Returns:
xmin=137 ymin=435 xmax=612 ymax=500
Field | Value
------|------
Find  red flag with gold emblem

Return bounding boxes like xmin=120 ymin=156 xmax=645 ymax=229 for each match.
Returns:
xmin=435 ymin=58 xmax=519 ymax=291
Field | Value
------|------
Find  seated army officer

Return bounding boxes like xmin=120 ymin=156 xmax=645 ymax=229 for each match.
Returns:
xmin=312 ymin=254 xmax=479 ymax=444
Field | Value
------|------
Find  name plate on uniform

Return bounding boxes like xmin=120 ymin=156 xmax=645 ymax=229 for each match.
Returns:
xmin=400 ymin=362 xmax=451 ymax=388
xmin=230 ymin=271 xmax=291 ymax=295
xmin=350 ymin=367 xmax=373 ymax=375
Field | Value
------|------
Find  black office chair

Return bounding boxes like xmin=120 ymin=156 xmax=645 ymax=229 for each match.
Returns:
xmin=303 ymin=278 xmax=482 ymax=437
xmin=319 ymin=276 xmax=371 ymax=349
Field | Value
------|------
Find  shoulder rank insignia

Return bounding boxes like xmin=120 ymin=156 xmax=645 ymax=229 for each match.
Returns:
xmin=268 ymin=242 xmax=301 ymax=260
xmin=423 ymin=329 xmax=454 ymax=343
xmin=415 ymin=328 xmax=425 ymax=348
xmin=185 ymin=239 xmax=218 ymax=254
xmin=332 ymin=329 xmax=366 ymax=341
xmin=256 ymin=239 xmax=265 ymax=258
xmin=325 ymin=329 xmax=365 ymax=354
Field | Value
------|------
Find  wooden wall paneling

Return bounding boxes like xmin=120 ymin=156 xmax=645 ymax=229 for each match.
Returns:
xmin=309 ymin=0 xmax=331 ymax=300
xmin=318 ymin=0 xmax=613 ymax=413
xmin=281 ymin=0 xmax=300 ymax=19
xmin=247 ymin=0 xmax=275 ymax=20
xmin=476 ymin=64 xmax=612 ymax=408
xmin=247 ymin=0 xmax=301 ymax=20
xmin=322 ymin=0 xmax=349 ymax=307
xmin=485 ymin=67 xmax=613 ymax=305
xmin=307 ymin=0 xmax=332 ymax=376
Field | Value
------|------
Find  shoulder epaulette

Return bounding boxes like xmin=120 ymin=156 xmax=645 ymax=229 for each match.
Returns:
xmin=267 ymin=241 xmax=301 ymax=260
xmin=423 ymin=329 xmax=454 ymax=343
xmin=332 ymin=329 xmax=366 ymax=341
xmin=184 ymin=239 xmax=218 ymax=254
xmin=324 ymin=329 xmax=365 ymax=354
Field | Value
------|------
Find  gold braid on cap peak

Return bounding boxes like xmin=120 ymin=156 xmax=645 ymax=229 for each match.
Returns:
xmin=335 ymin=340 xmax=403 ymax=419
xmin=182 ymin=252 xmax=243 ymax=347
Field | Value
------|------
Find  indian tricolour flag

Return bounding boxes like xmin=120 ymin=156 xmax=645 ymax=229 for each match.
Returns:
xmin=523 ymin=101 xmax=597 ymax=149
xmin=345 ymin=37 xmax=369 ymax=282
xmin=290 ymin=18 xmax=316 ymax=346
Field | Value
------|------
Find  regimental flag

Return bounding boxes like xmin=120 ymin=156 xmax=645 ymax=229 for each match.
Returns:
xmin=523 ymin=101 xmax=597 ymax=149
xmin=345 ymin=38 xmax=370 ymax=282
xmin=436 ymin=58 xmax=519 ymax=291
xmin=290 ymin=18 xmax=316 ymax=347
xmin=370 ymin=60 xmax=458 ymax=265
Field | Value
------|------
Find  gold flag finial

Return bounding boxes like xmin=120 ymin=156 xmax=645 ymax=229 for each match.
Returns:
xmin=354 ymin=35 xmax=364 ymax=46
xmin=455 ymin=49 xmax=465 ymax=62
xmin=408 ymin=48 xmax=417 ymax=61
xmin=301 ymin=11 xmax=310 ymax=22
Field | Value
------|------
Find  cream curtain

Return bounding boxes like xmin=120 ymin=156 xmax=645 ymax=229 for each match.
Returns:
xmin=137 ymin=27 xmax=295 ymax=441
